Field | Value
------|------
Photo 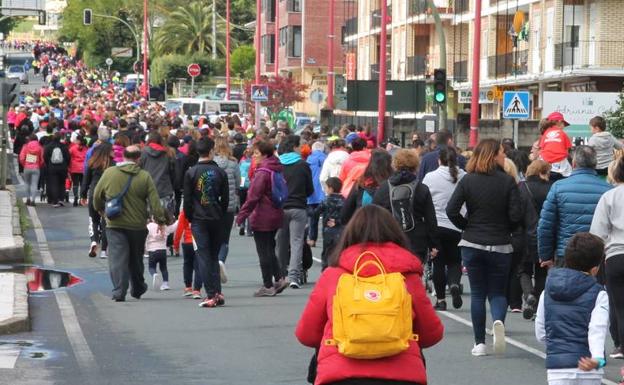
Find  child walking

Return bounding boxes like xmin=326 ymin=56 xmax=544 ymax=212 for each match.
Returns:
xmin=535 ymin=232 xmax=609 ymax=385
xmin=319 ymin=177 xmax=345 ymax=270
xmin=173 ymin=210 xmax=202 ymax=299
xmin=146 ymin=218 xmax=178 ymax=291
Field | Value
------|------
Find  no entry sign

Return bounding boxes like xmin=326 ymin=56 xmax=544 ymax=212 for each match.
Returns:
xmin=187 ymin=63 xmax=201 ymax=77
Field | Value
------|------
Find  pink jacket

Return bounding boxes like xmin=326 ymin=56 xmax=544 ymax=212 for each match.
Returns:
xmin=68 ymin=143 xmax=88 ymax=174
xmin=145 ymin=221 xmax=178 ymax=252
xmin=112 ymin=144 xmax=125 ymax=164
xmin=19 ymin=140 xmax=44 ymax=170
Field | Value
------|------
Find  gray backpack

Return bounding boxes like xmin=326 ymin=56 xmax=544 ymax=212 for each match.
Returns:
xmin=50 ymin=147 xmax=64 ymax=165
xmin=389 ymin=180 xmax=418 ymax=232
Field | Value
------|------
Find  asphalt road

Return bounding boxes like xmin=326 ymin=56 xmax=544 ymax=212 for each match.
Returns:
xmin=1 ymin=160 xmax=623 ymax=385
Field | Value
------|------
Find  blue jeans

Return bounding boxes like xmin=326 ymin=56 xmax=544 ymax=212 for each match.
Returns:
xmin=191 ymin=220 xmax=223 ymax=298
xmin=461 ymin=247 xmax=512 ymax=344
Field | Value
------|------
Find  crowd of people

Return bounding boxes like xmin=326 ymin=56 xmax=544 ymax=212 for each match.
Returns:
xmin=10 ymin=40 xmax=624 ymax=385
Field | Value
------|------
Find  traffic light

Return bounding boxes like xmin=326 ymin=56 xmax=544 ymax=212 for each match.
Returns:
xmin=1 ymin=81 xmax=20 ymax=106
xmin=38 ymin=11 xmax=46 ymax=26
xmin=83 ymin=9 xmax=92 ymax=25
xmin=433 ymin=68 xmax=447 ymax=104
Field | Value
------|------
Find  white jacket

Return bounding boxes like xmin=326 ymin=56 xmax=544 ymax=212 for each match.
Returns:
xmin=422 ymin=165 xmax=466 ymax=232
xmin=145 ymin=221 xmax=178 ymax=252
xmin=319 ymin=149 xmax=349 ymax=190
xmin=590 ymin=184 xmax=624 ymax=260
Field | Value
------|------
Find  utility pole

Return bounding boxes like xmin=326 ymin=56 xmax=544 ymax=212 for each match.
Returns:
xmin=469 ymin=0 xmax=483 ymax=147
xmin=212 ymin=0 xmax=217 ymax=60
xmin=428 ymin=0 xmax=447 ymax=131
xmin=226 ymin=0 xmax=231 ymax=100
xmin=142 ymin=0 xmax=149 ymax=98
xmin=327 ymin=0 xmax=335 ymax=109
xmin=274 ymin=0 xmax=279 ymax=76
xmin=377 ymin=0 xmax=388 ymax=145
xmin=254 ymin=0 xmax=262 ymax=130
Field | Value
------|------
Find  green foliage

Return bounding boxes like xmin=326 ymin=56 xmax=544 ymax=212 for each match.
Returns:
xmin=231 ymin=45 xmax=255 ymax=79
xmin=607 ymin=88 xmax=624 ymax=139
xmin=151 ymin=54 xmax=225 ymax=85
xmin=0 ymin=14 xmax=21 ymax=36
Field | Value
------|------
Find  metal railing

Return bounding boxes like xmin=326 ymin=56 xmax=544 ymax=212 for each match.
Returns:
xmin=553 ymin=40 xmax=624 ymax=69
xmin=453 ymin=59 xmax=468 ymax=81
xmin=406 ymin=55 xmax=427 ymax=76
xmin=487 ymin=49 xmax=528 ymax=78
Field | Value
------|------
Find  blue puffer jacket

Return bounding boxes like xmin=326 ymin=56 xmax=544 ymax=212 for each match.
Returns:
xmin=307 ymin=150 xmax=327 ymax=205
xmin=544 ymin=268 xmax=603 ymax=369
xmin=537 ymin=168 xmax=611 ymax=261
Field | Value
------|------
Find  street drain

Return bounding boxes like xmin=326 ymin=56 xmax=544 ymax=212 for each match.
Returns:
xmin=29 ymin=352 xmax=47 ymax=359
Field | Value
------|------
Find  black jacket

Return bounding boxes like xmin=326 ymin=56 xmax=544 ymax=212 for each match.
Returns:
xmin=183 ymin=160 xmax=229 ymax=222
xmin=446 ymin=167 xmax=522 ymax=246
xmin=81 ymin=160 xmax=115 ymax=201
xmin=321 ymin=193 xmax=345 ymax=228
xmin=340 ymin=184 xmax=378 ymax=225
xmin=373 ymin=171 xmax=439 ymax=256
xmin=282 ymin=159 xmax=314 ymax=210
xmin=517 ymin=176 xmax=552 ymax=262
xmin=43 ymin=141 xmax=70 ymax=172
xmin=232 ymin=143 xmax=247 ymax=162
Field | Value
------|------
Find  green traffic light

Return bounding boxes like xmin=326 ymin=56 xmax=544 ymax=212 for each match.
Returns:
xmin=435 ymin=93 xmax=446 ymax=103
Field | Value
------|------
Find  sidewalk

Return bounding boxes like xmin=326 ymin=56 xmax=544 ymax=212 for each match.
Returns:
xmin=0 ymin=273 xmax=29 ymax=334
xmin=0 ymin=187 xmax=25 ymax=263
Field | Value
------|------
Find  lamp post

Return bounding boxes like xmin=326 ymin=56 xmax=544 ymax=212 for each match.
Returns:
xmin=226 ymin=0 xmax=231 ymax=100
xmin=142 ymin=0 xmax=149 ymax=98
xmin=377 ymin=0 xmax=388 ymax=145
xmin=469 ymin=0 xmax=482 ymax=147
xmin=327 ymin=0 xmax=335 ymax=109
xmin=254 ymin=0 xmax=262 ymax=130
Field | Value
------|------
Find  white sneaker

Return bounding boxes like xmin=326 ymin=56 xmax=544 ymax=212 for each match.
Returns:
xmin=99 ymin=250 xmax=107 ymax=259
xmin=493 ymin=320 xmax=506 ymax=355
xmin=219 ymin=261 xmax=228 ymax=284
xmin=144 ymin=254 xmax=149 ymax=259
xmin=160 ymin=282 xmax=170 ymax=291
xmin=471 ymin=343 xmax=488 ymax=356
xmin=88 ymin=241 xmax=97 ymax=258
xmin=152 ymin=273 xmax=162 ymax=290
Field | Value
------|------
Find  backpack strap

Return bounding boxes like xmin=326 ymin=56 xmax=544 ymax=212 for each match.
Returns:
xmin=522 ymin=182 xmax=539 ymax=212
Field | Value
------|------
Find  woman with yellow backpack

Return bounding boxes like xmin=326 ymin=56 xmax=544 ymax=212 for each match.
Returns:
xmin=296 ymin=205 xmax=444 ymax=385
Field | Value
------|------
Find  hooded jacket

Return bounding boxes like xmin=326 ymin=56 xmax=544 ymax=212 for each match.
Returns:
xmin=237 ymin=156 xmax=284 ymax=231
xmin=588 ymin=131 xmax=623 ymax=170
xmin=183 ymin=159 xmax=229 ymax=223
xmin=140 ymin=143 xmax=175 ymax=198
xmin=339 ymin=150 xmax=371 ymax=198
xmin=92 ymin=162 xmax=165 ymax=230
xmin=43 ymin=141 xmax=70 ymax=172
xmin=373 ymin=171 xmax=439 ymax=258
xmin=543 ymin=268 xmax=603 ymax=369
xmin=307 ymin=150 xmax=327 ymax=205
xmin=214 ymin=155 xmax=241 ymax=213
xmin=68 ymin=143 xmax=88 ymax=174
xmin=280 ymin=152 xmax=314 ymax=210
xmin=19 ymin=140 xmax=44 ymax=170
xmin=319 ymin=149 xmax=349 ymax=189
xmin=295 ymin=242 xmax=444 ymax=385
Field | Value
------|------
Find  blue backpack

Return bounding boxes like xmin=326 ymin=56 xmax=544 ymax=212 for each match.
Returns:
xmin=257 ymin=168 xmax=289 ymax=208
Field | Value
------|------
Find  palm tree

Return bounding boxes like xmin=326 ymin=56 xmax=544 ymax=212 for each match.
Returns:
xmin=154 ymin=1 xmax=234 ymax=57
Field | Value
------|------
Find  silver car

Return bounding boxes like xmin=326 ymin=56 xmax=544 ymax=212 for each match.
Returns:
xmin=6 ymin=65 xmax=28 ymax=84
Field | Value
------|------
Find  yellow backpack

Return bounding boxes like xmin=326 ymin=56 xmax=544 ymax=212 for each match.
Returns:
xmin=326 ymin=251 xmax=418 ymax=359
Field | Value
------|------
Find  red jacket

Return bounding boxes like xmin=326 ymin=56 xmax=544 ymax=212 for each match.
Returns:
xmin=295 ymin=242 xmax=444 ymax=385
xmin=68 ymin=143 xmax=88 ymax=174
xmin=236 ymin=155 xmax=284 ymax=232
xmin=173 ymin=211 xmax=193 ymax=250
xmin=19 ymin=140 xmax=44 ymax=170
xmin=338 ymin=150 xmax=371 ymax=198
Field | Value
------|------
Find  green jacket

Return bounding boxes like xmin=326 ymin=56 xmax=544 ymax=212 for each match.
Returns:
xmin=93 ymin=162 xmax=165 ymax=230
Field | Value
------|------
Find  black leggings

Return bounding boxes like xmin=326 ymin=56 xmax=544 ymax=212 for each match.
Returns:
xmin=432 ymin=227 xmax=462 ymax=301
xmin=253 ymin=230 xmax=282 ymax=288
xmin=148 ymin=250 xmax=169 ymax=282
xmin=88 ymin=203 xmax=108 ymax=250
xmin=47 ymin=168 xmax=66 ymax=204
xmin=71 ymin=173 xmax=82 ymax=200
xmin=519 ymin=261 xmax=547 ymax=300
xmin=606 ymin=255 xmax=624 ymax=347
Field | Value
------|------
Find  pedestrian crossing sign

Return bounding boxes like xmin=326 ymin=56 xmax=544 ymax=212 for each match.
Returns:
xmin=503 ymin=91 xmax=530 ymax=119
xmin=251 ymin=84 xmax=269 ymax=102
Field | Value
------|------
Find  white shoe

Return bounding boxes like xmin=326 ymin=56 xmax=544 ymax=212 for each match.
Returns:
xmin=144 ymin=254 xmax=149 ymax=259
xmin=219 ymin=261 xmax=228 ymax=284
xmin=152 ymin=273 xmax=162 ymax=290
xmin=492 ymin=320 xmax=506 ymax=355
xmin=160 ymin=282 xmax=170 ymax=291
xmin=99 ymin=250 xmax=107 ymax=259
xmin=471 ymin=343 xmax=488 ymax=356
xmin=88 ymin=241 xmax=97 ymax=258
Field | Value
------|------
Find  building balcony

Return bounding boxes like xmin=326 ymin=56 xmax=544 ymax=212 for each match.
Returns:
xmin=453 ymin=59 xmax=468 ymax=82
xmin=406 ymin=55 xmax=427 ymax=77
xmin=487 ymin=50 xmax=528 ymax=78
xmin=370 ymin=62 xmax=391 ymax=80
xmin=454 ymin=0 xmax=469 ymax=14
xmin=408 ymin=0 xmax=427 ymax=16
xmin=553 ymin=40 xmax=624 ymax=70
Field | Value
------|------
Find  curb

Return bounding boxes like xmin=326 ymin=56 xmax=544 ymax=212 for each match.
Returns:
xmin=0 ymin=186 xmax=25 ymax=263
xmin=0 ymin=273 xmax=30 ymax=335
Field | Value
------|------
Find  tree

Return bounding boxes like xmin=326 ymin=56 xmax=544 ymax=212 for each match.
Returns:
xmin=231 ymin=45 xmax=255 ymax=79
xmin=607 ymin=88 xmax=624 ymax=139
xmin=245 ymin=75 xmax=309 ymax=117
xmin=151 ymin=54 xmax=225 ymax=85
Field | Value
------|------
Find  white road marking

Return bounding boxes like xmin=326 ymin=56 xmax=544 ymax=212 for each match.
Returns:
xmin=27 ymin=205 xmax=97 ymax=372
xmin=312 ymin=257 xmax=322 ymax=264
xmin=438 ymin=310 xmax=619 ymax=385
xmin=0 ymin=344 xmax=20 ymax=369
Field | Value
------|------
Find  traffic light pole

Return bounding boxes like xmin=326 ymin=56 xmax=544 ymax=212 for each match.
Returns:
xmin=427 ymin=0 xmax=447 ymax=132
xmin=92 ymin=13 xmax=141 ymax=86
xmin=0 ymin=104 xmax=7 ymax=190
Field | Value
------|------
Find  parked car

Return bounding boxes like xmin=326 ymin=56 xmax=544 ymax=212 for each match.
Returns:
xmin=6 ymin=65 xmax=27 ymax=84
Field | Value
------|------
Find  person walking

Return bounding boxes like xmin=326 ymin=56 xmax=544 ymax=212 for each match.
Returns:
xmin=68 ymin=135 xmax=88 ymax=207
xmin=214 ymin=136 xmax=241 ymax=283
xmin=591 ymin=156 xmax=624 ymax=359
xmin=295 ymin=205 xmax=444 ymax=385
xmin=81 ymin=142 xmax=114 ymax=259
xmin=319 ymin=139 xmax=348 ymax=191
xmin=183 ymin=137 xmax=230 ymax=308
xmin=93 ymin=145 xmax=166 ymax=302
xmin=140 ymin=131 xmax=176 ymax=214
xmin=19 ymin=134 xmax=44 ymax=206
xmin=338 ymin=137 xmax=371 ymax=198
xmin=173 ymin=210 xmax=202 ymax=299
xmin=446 ymin=139 xmax=522 ymax=356
xmin=277 ymin=135 xmax=314 ymax=289
xmin=422 ymin=146 xmax=466 ymax=311
xmin=237 ymin=140 xmax=289 ymax=296
xmin=43 ymin=132 xmax=70 ymax=208
xmin=306 ymin=141 xmax=327 ymax=248
xmin=538 ymin=146 xmax=612 ymax=268
xmin=417 ymin=131 xmax=467 ymax=181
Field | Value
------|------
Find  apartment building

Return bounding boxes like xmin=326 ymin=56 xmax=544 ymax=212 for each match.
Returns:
xmin=343 ymin=0 xmax=624 ymax=128
xmin=258 ymin=0 xmax=351 ymax=115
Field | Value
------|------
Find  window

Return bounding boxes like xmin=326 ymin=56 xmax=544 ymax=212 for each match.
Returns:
xmin=565 ymin=25 xmax=580 ymax=48
xmin=263 ymin=34 xmax=275 ymax=63
xmin=288 ymin=0 xmax=301 ymax=12
xmin=289 ymin=26 xmax=302 ymax=57
xmin=280 ymin=27 xmax=288 ymax=47
xmin=262 ymin=0 xmax=275 ymax=21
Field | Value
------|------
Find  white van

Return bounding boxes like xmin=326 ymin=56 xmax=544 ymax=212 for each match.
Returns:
xmin=165 ymin=98 xmax=244 ymax=117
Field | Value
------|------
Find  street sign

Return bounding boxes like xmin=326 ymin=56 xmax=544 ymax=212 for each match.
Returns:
xmin=251 ymin=84 xmax=269 ymax=102
xmin=111 ymin=47 xmax=132 ymax=58
xmin=187 ymin=63 xmax=201 ymax=77
xmin=105 ymin=58 xmax=113 ymax=66
xmin=503 ymin=91 xmax=530 ymax=119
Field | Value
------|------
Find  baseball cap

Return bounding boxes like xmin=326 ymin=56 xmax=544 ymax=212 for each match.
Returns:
xmin=546 ymin=112 xmax=570 ymax=126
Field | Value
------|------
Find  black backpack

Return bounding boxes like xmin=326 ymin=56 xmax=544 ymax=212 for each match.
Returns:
xmin=389 ymin=180 xmax=419 ymax=232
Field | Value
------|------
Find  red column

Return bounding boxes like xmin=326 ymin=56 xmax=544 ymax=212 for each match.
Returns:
xmin=377 ymin=0 xmax=388 ymax=145
xmin=469 ymin=0 xmax=482 ymax=148
xmin=226 ymin=0 xmax=231 ymax=100
xmin=327 ymin=0 xmax=335 ymax=109
xmin=255 ymin=0 xmax=262 ymax=83
xmin=142 ymin=0 xmax=149 ymax=98
xmin=274 ymin=0 xmax=279 ymax=76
